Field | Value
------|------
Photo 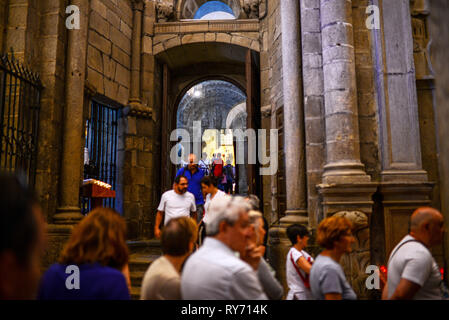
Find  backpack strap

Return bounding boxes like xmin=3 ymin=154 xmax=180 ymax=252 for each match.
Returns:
xmin=290 ymin=251 xmax=311 ymax=289
xmin=389 ymin=239 xmax=425 ymax=261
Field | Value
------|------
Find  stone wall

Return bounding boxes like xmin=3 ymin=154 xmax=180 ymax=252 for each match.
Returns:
xmin=86 ymin=0 xmax=133 ymax=106
xmin=353 ymin=0 xmax=380 ymax=181
xmin=0 ymin=0 xmax=8 ymax=52
xmin=301 ymin=0 xmax=325 ymax=228
xmin=35 ymin=0 xmax=68 ymax=223
xmin=261 ymin=0 xmax=283 ymax=224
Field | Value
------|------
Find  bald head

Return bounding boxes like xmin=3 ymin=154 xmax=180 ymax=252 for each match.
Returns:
xmin=410 ymin=207 xmax=444 ymax=247
xmin=410 ymin=207 xmax=442 ymax=230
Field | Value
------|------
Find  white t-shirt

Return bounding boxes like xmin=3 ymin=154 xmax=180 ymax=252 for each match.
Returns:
xmin=157 ymin=190 xmax=196 ymax=225
xmin=387 ymin=235 xmax=442 ymax=300
xmin=286 ymin=247 xmax=314 ymax=300
xmin=203 ymin=190 xmax=226 ymax=224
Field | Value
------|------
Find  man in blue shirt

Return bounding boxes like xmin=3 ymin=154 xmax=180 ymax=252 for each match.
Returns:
xmin=176 ymin=153 xmax=205 ymax=223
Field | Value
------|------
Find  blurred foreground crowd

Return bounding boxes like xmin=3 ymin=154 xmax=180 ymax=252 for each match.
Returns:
xmin=0 ymin=171 xmax=447 ymax=300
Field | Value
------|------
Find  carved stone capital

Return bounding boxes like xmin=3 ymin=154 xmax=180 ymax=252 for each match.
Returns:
xmin=333 ymin=210 xmax=368 ymax=231
xmin=156 ymin=1 xmax=174 ymax=22
xmin=261 ymin=105 xmax=272 ymax=118
xmin=124 ymin=101 xmax=154 ymax=120
xmin=243 ymin=0 xmax=261 ymax=19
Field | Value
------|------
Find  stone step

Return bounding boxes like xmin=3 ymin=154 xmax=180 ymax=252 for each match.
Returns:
xmin=130 ymin=286 xmax=141 ymax=300
xmin=127 ymin=239 xmax=162 ymax=256
xmin=130 ymin=271 xmax=144 ymax=287
xmin=129 ymin=253 xmax=159 ymax=272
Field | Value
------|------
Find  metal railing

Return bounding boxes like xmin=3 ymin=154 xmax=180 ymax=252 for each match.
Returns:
xmin=0 ymin=52 xmax=42 ymax=186
xmin=82 ymin=100 xmax=120 ymax=214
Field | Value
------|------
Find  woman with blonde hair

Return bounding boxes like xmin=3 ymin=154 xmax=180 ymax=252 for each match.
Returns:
xmin=309 ymin=215 xmax=357 ymax=300
xmin=38 ymin=208 xmax=130 ymax=299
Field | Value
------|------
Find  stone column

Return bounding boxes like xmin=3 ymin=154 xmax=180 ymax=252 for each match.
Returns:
xmin=429 ymin=0 xmax=449 ymax=284
xmin=279 ymin=0 xmax=308 ymax=223
xmin=54 ymin=0 xmax=89 ymax=224
xmin=130 ymin=0 xmax=144 ymax=106
xmin=268 ymin=0 xmax=308 ymax=294
xmin=320 ymin=0 xmax=370 ymax=184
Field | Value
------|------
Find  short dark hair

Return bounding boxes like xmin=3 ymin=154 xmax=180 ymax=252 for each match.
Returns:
xmin=0 ymin=173 xmax=39 ymax=266
xmin=161 ymin=217 xmax=197 ymax=256
xmin=174 ymin=175 xmax=188 ymax=184
xmin=201 ymin=176 xmax=218 ymax=187
xmin=286 ymin=224 xmax=310 ymax=246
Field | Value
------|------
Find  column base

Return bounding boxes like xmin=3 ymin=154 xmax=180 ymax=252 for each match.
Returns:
xmin=267 ymin=210 xmax=309 ymax=296
xmin=322 ymin=162 xmax=371 ymax=184
xmin=280 ymin=209 xmax=309 ymax=226
xmin=379 ymin=182 xmax=433 ymax=259
xmin=381 ymin=169 xmax=428 ymax=182
xmin=53 ymin=206 xmax=84 ymax=225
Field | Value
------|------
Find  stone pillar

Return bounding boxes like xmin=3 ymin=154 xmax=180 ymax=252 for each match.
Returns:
xmin=429 ymin=0 xmax=449 ymax=282
xmin=53 ymin=0 xmax=89 ymax=224
xmin=372 ymin=0 xmax=428 ymax=182
xmin=320 ymin=0 xmax=370 ymax=184
xmin=279 ymin=0 xmax=308 ymax=222
xmin=268 ymin=0 xmax=308 ymax=295
xmin=130 ymin=0 xmax=144 ymax=105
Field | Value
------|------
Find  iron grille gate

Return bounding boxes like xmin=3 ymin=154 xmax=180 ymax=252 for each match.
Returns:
xmin=0 ymin=53 xmax=42 ymax=186
xmin=82 ymin=100 xmax=120 ymax=214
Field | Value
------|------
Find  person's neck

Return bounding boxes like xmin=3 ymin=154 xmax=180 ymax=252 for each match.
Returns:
xmin=321 ymin=248 xmax=343 ymax=263
xmin=211 ymin=188 xmax=219 ymax=197
xmin=214 ymin=234 xmax=232 ymax=251
xmin=293 ymin=243 xmax=304 ymax=252
xmin=188 ymin=166 xmax=197 ymax=173
xmin=164 ymin=254 xmax=188 ymax=273
xmin=409 ymin=232 xmax=430 ymax=248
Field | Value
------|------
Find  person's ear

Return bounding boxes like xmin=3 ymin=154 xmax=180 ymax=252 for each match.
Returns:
xmin=188 ymin=241 xmax=195 ymax=253
xmin=219 ymin=220 xmax=227 ymax=233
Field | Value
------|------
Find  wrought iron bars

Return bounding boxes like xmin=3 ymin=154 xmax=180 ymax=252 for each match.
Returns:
xmin=0 ymin=52 xmax=42 ymax=186
xmin=82 ymin=100 xmax=120 ymax=214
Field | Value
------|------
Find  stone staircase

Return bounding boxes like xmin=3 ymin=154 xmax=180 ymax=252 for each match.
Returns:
xmin=127 ymin=239 xmax=162 ymax=300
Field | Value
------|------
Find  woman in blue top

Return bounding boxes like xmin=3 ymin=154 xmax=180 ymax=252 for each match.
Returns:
xmin=38 ymin=208 xmax=130 ymax=300
xmin=309 ymin=215 xmax=357 ymax=300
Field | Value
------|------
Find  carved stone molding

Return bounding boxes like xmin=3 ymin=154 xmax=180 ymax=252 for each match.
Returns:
xmin=156 ymin=1 xmax=175 ymax=22
xmin=333 ymin=210 xmax=372 ymax=299
xmin=131 ymin=0 xmax=145 ymax=12
xmin=261 ymin=105 xmax=271 ymax=118
xmin=123 ymin=102 xmax=154 ymax=120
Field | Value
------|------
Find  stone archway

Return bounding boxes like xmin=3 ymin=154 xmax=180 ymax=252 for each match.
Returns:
xmin=176 ymin=0 xmax=243 ymax=19
xmin=155 ymin=41 xmax=261 ymax=197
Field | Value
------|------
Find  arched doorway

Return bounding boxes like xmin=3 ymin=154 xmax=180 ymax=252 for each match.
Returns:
xmin=176 ymin=79 xmax=248 ymax=194
xmin=157 ymin=42 xmax=261 ymax=199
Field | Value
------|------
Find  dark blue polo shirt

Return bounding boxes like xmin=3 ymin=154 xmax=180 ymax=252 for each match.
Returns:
xmin=176 ymin=166 xmax=205 ymax=205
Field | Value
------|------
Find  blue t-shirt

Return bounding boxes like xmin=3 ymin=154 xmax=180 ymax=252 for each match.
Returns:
xmin=38 ymin=263 xmax=130 ymax=300
xmin=309 ymin=254 xmax=357 ymax=300
xmin=176 ymin=167 xmax=205 ymax=205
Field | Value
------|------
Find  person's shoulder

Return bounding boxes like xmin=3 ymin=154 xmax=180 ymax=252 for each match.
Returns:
xmin=163 ymin=190 xmax=175 ymax=197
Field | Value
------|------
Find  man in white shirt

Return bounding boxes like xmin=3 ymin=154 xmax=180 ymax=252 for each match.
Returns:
xmin=383 ymin=207 xmax=446 ymax=300
xmin=181 ymin=196 xmax=267 ymax=300
xmin=154 ymin=176 xmax=197 ymax=239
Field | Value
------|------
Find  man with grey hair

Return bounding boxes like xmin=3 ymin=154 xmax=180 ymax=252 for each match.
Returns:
xmin=383 ymin=207 xmax=446 ymax=300
xmin=181 ymin=196 xmax=267 ymax=300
